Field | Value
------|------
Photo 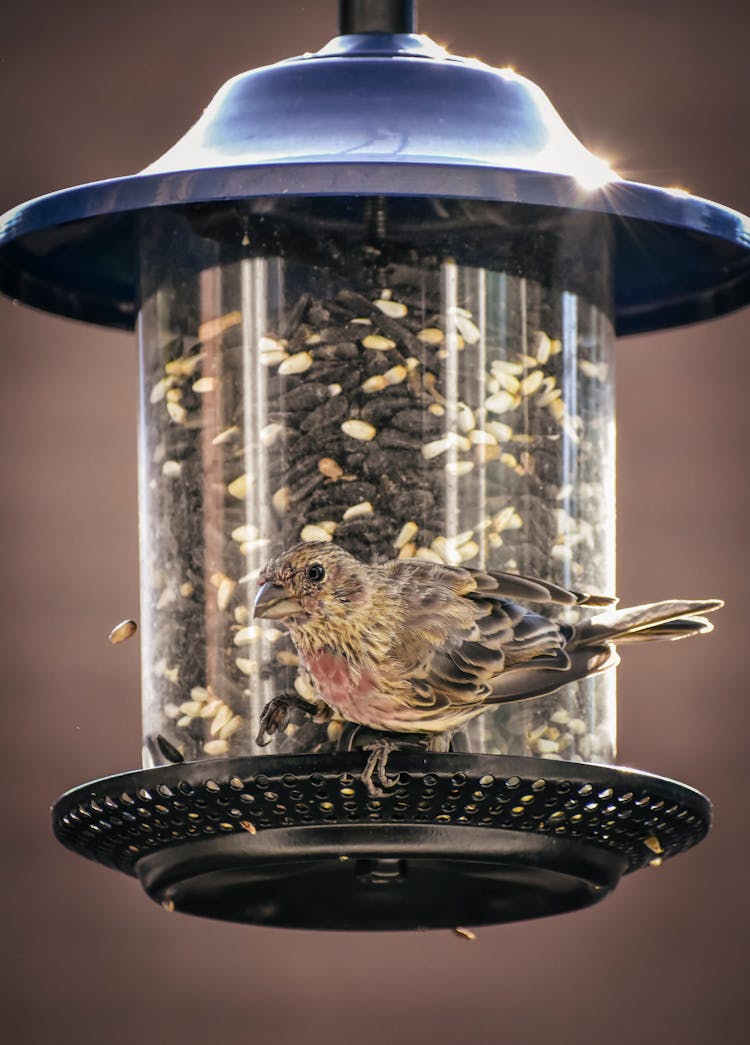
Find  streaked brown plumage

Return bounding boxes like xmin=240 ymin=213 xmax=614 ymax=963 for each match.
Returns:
xmin=254 ymin=542 xmax=722 ymax=790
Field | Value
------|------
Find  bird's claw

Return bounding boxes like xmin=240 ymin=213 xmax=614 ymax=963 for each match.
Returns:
xmin=362 ymin=738 xmax=400 ymax=797
xmin=256 ymin=692 xmax=297 ymax=746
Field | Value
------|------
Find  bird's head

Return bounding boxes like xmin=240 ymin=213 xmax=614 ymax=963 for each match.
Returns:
xmin=254 ymin=542 xmax=372 ymax=638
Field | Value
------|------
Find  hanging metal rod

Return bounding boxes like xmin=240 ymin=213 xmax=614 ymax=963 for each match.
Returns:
xmin=339 ymin=0 xmax=417 ymax=34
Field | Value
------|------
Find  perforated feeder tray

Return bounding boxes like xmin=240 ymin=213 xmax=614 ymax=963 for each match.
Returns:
xmin=5 ymin=0 xmax=747 ymax=929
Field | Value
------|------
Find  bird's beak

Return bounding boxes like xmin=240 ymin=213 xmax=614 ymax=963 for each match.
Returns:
xmin=253 ymin=581 xmax=303 ymax=621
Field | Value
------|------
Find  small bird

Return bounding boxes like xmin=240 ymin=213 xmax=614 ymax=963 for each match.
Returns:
xmin=254 ymin=542 xmax=722 ymax=794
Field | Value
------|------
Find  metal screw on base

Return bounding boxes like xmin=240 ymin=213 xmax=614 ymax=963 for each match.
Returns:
xmin=339 ymin=0 xmax=417 ymax=34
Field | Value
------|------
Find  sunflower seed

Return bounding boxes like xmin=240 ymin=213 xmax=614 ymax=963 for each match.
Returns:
xmin=361 ymin=374 xmax=389 ymax=393
xmin=203 ymin=739 xmax=229 ymax=756
xmin=384 ymin=364 xmax=408 ymax=386
xmin=272 ymin=486 xmax=291 ymax=514
xmin=260 ymin=422 xmax=284 ymax=447
xmin=166 ymin=401 xmax=187 ymax=424
xmin=394 ymin=521 xmax=419 ymax=549
xmin=300 ymin=524 xmax=334 ymax=542
xmin=520 ymin=370 xmax=544 ymax=396
xmin=261 ymin=350 xmax=288 ymax=367
xmin=227 ymin=474 xmax=249 ymax=499
xmin=485 ymin=391 xmax=518 ymax=414
xmin=362 ymin=334 xmax=396 ymax=351
xmin=343 ymin=501 xmax=374 ymax=521
xmin=294 ymin=673 xmax=317 ymax=703
xmin=192 ymin=376 xmax=215 ymax=394
xmin=108 ymin=619 xmax=137 ymax=645
xmin=455 ymin=314 xmax=481 ymax=344
xmin=417 ymin=327 xmax=444 ymax=346
xmin=150 ymin=376 xmax=177 ymax=403
xmin=165 ymin=353 xmax=203 ymax=377
xmin=212 ymin=425 xmax=240 ymax=445
xmin=199 ymin=311 xmax=242 ymax=341
xmin=341 ymin=419 xmax=377 ymax=441
xmin=234 ymin=625 xmax=262 ymax=645
xmin=375 ymin=299 xmax=408 ymax=318
xmin=535 ymin=332 xmax=552 ymax=364
xmin=445 ymin=460 xmax=474 ymax=477
xmin=318 ymin=457 xmax=344 ymax=479
xmin=279 ymin=351 xmax=313 ymax=375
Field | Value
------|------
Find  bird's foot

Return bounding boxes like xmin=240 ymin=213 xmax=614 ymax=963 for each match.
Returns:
xmin=256 ymin=692 xmax=318 ymax=746
xmin=362 ymin=738 xmax=401 ymax=798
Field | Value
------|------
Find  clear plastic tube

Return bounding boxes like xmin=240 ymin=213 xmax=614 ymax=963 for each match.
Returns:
xmin=137 ymin=199 xmax=615 ymax=768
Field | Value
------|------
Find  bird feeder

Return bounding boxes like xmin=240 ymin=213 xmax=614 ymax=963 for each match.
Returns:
xmin=5 ymin=0 xmax=749 ymax=930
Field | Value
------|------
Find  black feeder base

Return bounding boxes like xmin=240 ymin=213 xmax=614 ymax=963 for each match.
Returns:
xmin=52 ymin=754 xmax=711 ymax=931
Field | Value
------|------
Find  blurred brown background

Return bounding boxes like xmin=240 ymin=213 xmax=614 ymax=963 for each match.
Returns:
xmin=2 ymin=1 xmax=749 ymax=1042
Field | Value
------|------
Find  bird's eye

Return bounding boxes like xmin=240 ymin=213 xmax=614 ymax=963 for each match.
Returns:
xmin=306 ymin=562 xmax=326 ymax=583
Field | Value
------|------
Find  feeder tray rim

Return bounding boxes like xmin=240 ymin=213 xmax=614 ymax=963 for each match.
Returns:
xmin=51 ymin=753 xmax=711 ymax=930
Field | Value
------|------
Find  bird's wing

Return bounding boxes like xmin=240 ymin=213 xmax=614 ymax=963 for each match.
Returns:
xmin=469 ymin=566 xmax=616 ymax=607
xmin=379 ymin=557 xmax=615 ymax=607
xmin=380 ymin=563 xmax=574 ymax=722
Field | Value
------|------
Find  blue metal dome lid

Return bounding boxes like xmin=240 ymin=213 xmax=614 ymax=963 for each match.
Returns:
xmin=1 ymin=29 xmax=749 ymax=335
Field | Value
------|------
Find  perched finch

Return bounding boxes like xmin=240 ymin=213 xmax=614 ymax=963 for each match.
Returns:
xmin=253 ymin=542 xmax=722 ymax=794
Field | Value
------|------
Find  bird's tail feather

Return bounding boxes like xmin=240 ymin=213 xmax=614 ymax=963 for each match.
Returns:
xmin=487 ymin=644 xmax=619 ymax=705
xmin=570 ymin=598 xmax=723 ymax=648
